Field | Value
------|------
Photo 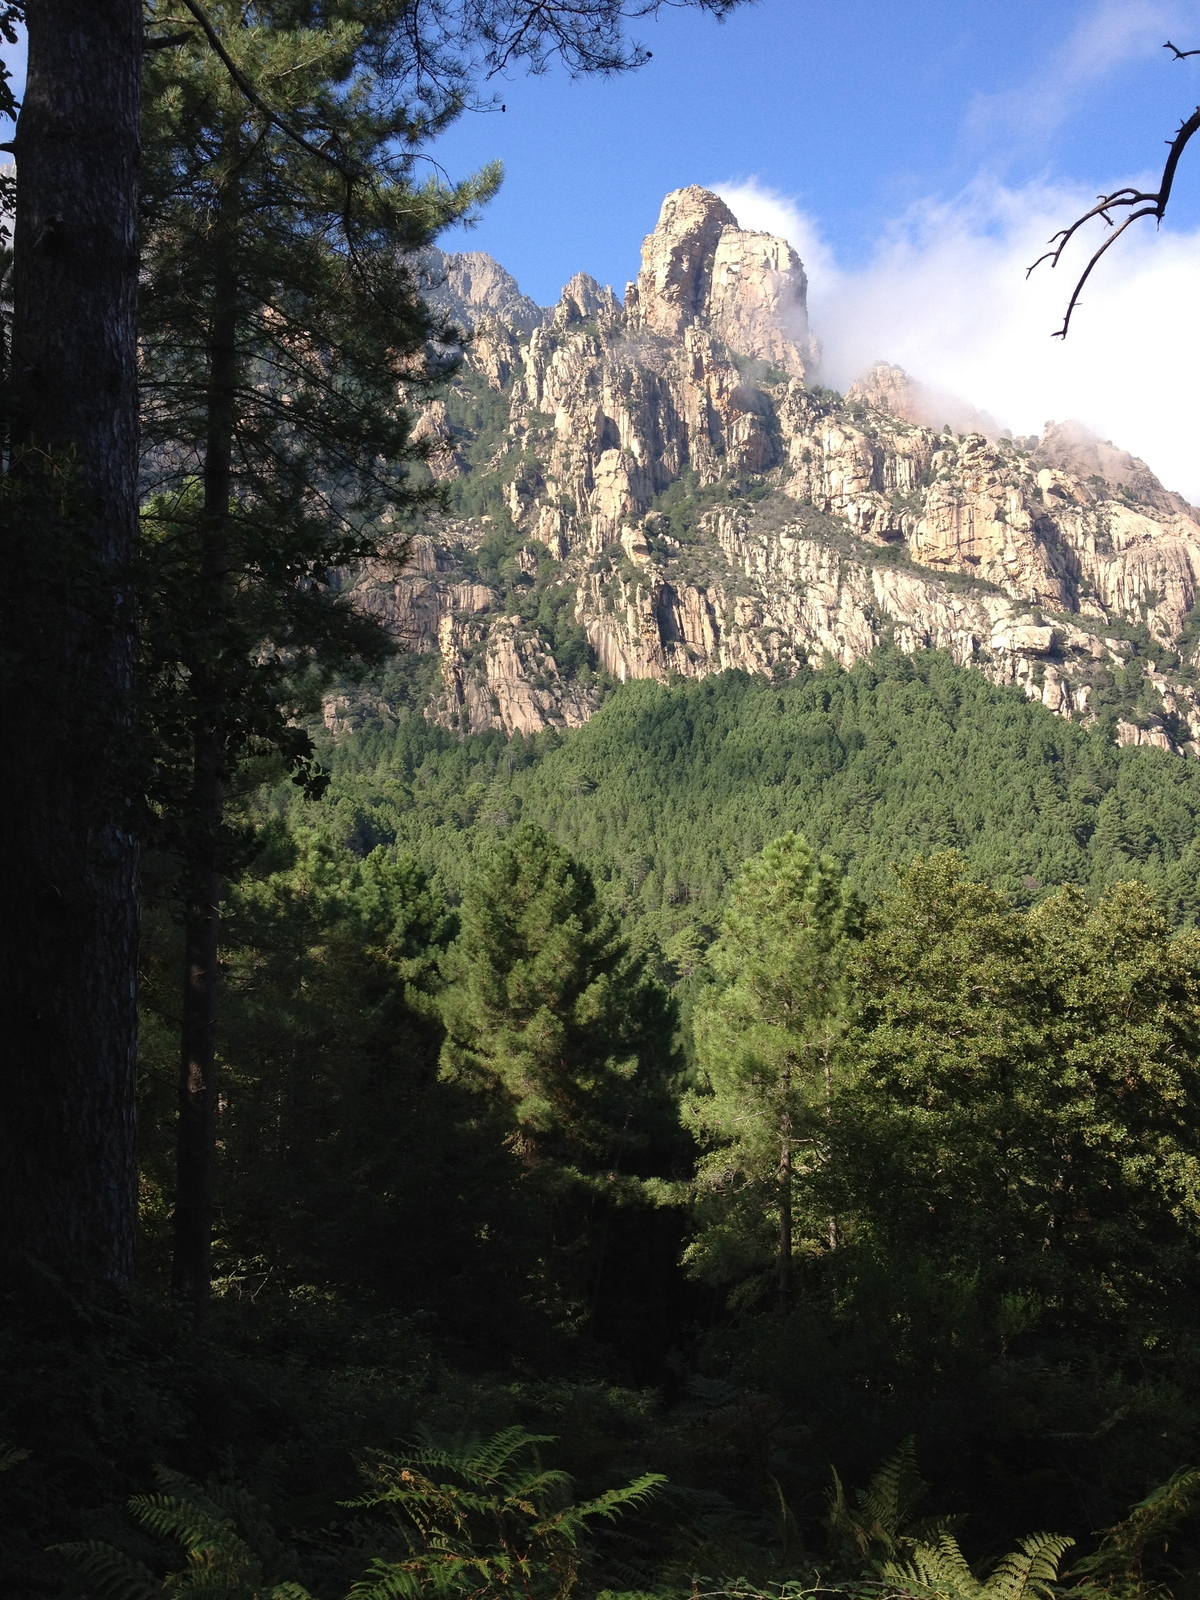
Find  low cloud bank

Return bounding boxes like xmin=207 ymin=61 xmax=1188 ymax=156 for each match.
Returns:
xmin=714 ymin=175 xmax=1200 ymax=505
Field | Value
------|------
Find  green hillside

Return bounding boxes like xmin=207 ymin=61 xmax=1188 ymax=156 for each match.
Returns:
xmin=309 ymin=645 xmax=1200 ymax=949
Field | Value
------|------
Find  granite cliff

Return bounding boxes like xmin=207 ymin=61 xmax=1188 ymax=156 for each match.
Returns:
xmin=328 ymin=187 xmax=1200 ymax=754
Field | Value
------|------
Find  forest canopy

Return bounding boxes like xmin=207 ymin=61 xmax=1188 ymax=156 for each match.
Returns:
xmin=310 ymin=648 xmax=1200 ymax=949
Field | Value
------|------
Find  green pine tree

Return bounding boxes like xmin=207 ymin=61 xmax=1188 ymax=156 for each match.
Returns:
xmin=439 ymin=824 xmax=679 ymax=1171
xmin=136 ymin=0 xmax=497 ymax=1316
xmin=438 ymin=824 xmax=683 ymax=1344
xmin=685 ymin=832 xmax=861 ymax=1307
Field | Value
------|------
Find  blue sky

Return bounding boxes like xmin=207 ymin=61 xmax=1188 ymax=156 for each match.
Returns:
xmin=5 ymin=2 xmax=1200 ymax=494
xmin=417 ymin=0 xmax=1200 ymax=500
xmin=430 ymin=0 xmax=1200 ymax=303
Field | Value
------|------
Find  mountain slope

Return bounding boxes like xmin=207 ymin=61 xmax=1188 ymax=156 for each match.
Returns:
xmin=330 ymin=186 xmax=1200 ymax=755
xmin=315 ymin=650 xmax=1200 ymax=957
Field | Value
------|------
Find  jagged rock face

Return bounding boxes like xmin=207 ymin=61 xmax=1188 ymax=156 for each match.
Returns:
xmin=576 ymin=502 xmax=1115 ymax=725
xmin=330 ymin=189 xmax=1200 ymax=754
xmin=423 ymin=247 xmax=547 ymax=334
xmin=847 ymin=362 xmax=1004 ymax=439
xmin=553 ymin=272 xmax=622 ymax=328
xmin=1033 ymin=419 xmax=1198 ymax=523
xmin=627 ymin=187 xmax=738 ymax=339
xmin=627 ymin=186 xmax=814 ymax=377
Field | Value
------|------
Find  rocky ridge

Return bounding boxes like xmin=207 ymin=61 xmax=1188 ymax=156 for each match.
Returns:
xmin=330 ymin=187 xmax=1200 ymax=754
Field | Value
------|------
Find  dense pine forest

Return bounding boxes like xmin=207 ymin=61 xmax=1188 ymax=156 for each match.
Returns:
xmin=9 ymin=1 xmax=1200 ymax=1597
xmin=6 ymin=651 xmax=1200 ymax=1593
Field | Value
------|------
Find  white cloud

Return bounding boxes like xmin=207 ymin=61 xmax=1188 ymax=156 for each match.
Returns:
xmin=713 ymin=174 xmax=1200 ymax=505
xmin=966 ymin=0 xmax=1194 ymax=149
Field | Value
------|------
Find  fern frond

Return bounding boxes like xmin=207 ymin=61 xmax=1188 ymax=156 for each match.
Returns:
xmin=538 ymin=1473 xmax=668 ymax=1538
xmin=859 ymin=1438 xmax=927 ymax=1543
xmin=396 ymin=1425 xmax=558 ymax=1489
xmin=344 ymin=1557 xmax=436 ymax=1599
xmin=883 ymin=1530 xmax=980 ymax=1600
xmin=827 ymin=1438 xmax=930 ymax=1573
xmin=980 ymin=1533 xmax=1073 ymax=1600
xmin=130 ymin=1489 xmax=248 ymax=1557
xmin=883 ymin=1530 xmax=1073 ymax=1600
xmin=52 ymin=1539 xmax=159 ymax=1600
xmin=826 ymin=1468 xmax=859 ymax=1557
xmin=345 ymin=1425 xmax=662 ymax=1600
xmin=1075 ymin=1466 xmax=1200 ymax=1587
xmin=910 ymin=1516 xmax=969 ymax=1546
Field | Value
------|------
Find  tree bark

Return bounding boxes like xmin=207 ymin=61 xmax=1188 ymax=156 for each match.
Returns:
xmin=172 ymin=794 xmax=221 ymax=1321
xmin=0 ymin=0 xmax=142 ymax=1288
xmin=778 ymin=1066 xmax=793 ymax=1309
xmin=825 ymin=1052 xmax=839 ymax=1250
xmin=171 ymin=250 xmax=238 ymax=1321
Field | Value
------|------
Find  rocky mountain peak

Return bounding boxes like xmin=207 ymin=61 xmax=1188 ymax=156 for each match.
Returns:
xmin=626 ymin=185 xmax=814 ymax=377
xmin=626 ymin=186 xmax=738 ymax=338
xmin=1033 ymin=419 xmax=1198 ymax=524
xmin=847 ymin=361 xmax=1005 ymax=439
xmin=552 ymin=272 xmax=622 ymax=328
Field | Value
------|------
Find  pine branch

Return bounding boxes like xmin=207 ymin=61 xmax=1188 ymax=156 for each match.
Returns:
xmin=173 ymin=0 xmax=358 ymax=177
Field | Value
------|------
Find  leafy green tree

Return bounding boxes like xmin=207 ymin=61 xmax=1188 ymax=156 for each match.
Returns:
xmin=835 ymin=859 xmax=1200 ymax=1332
xmin=686 ymin=833 xmax=861 ymax=1307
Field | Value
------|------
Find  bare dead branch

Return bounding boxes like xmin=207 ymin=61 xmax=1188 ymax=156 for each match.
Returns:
xmin=1029 ymin=53 xmax=1200 ymax=338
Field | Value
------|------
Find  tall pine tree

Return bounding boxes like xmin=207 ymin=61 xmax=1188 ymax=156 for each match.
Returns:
xmin=1 ymin=0 xmax=143 ymax=1290
xmin=138 ymin=0 xmax=495 ymax=1317
xmin=687 ymin=833 xmax=860 ymax=1307
xmin=439 ymin=824 xmax=683 ymax=1356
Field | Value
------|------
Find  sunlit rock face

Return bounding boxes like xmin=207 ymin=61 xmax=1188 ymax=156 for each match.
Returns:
xmin=624 ymin=185 xmax=814 ymax=378
xmin=423 ymin=248 xmax=547 ymax=334
xmin=331 ymin=189 xmax=1200 ymax=752
xmin=627 ymin=186 xmax=738 ymax=339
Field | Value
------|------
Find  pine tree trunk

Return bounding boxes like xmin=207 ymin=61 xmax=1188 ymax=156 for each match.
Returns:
xmin=778 ymin=1068 xmax=793 ymax=1309
xmin=171 ymin=250 xmax=238 ymax=1321
xmin=0 ymin=0 xmax=142 ymax=1288
xmin=825 ymin=1052 xmax=839 ymax=1250
xmin=172 ymin=766 xmax=222 ymax=1320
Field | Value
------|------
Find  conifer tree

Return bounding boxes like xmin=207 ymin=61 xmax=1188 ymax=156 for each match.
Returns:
xmin=832 ymin=859 xmax=1200 ymax=1333
xmin=0 ymin=0 xmax=144 ymax=1291
xmin=439 ymin=824 xmax=678 ymax=1170
xmin=833 ymin=855 xmax=1057 ymax=1292
xmin=438 ymin=824 xmax=682 ymax=1345
xmin=686 ymin=833 xmax=860 ymax=1307
xmin=0 ymin=0 xmax=750 ymax=1304
xmin=137 ymin=2 xmax=496 ymax=1318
